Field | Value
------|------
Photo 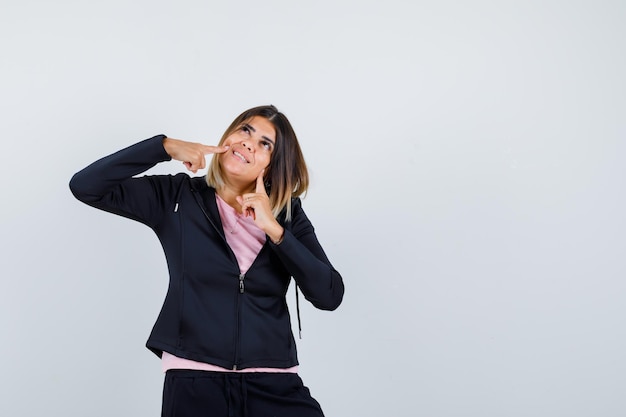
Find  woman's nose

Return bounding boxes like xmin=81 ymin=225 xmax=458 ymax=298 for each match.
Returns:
xmin=241 ymin=141 xmax=253 ymax=151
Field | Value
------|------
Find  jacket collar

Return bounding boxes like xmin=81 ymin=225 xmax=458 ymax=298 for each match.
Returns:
xmin=189 ymin=176 xmax=291 ymax=230
xmin=190 ymin=177 xmax=225 ymax=239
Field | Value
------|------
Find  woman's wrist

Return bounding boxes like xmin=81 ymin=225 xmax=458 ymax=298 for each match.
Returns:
xmin=267 ymin=225 xmax=285 ymax=245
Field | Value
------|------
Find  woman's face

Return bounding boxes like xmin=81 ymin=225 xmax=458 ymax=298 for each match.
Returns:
xmin=220 ymin=115 xmax=276 ymax=186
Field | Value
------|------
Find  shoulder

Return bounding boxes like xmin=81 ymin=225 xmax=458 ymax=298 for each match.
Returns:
xmin=284 ymin=197 xmax=315 ymax=235
xmin=186 ymin=176 xmax=217 ymax=203
xmin=291 ymin=196 xmax=303 ymax=212
xmin=189 ymin=175 xmax=209 ymax=190
xmin=143 ymin=174 xmax=210 ymax=201
xmin=278 ymin=197 xmax=303 ymax=222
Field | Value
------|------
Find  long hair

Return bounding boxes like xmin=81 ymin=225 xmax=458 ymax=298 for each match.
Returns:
xmin=206 ymin=105 xmax=309 ymax=221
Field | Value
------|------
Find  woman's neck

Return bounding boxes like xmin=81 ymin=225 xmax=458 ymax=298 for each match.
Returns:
xmin=216 ymin=184 xmax=253 ymax=211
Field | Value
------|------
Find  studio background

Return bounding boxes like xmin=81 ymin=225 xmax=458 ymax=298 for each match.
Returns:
xmin=1 ymin=1 xmax=624 ymax=416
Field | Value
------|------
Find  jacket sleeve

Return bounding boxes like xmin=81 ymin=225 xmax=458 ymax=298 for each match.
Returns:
xmin=269 ymin=199 xmax=345 ymax=311
xmin=69 ymin=135 xmax=176 ymax=228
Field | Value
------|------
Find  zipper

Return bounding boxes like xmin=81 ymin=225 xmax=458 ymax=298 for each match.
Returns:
xmin=233 ymin=274 xmax=244 ymax=370
xmin=191 ymin=187 xmax=245 ymax=370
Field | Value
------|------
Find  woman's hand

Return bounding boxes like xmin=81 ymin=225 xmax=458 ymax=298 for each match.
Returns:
xmin=163 ymin=137 xmax=229 ymax=173
xmin=237 ymin=171 xmax=285 ymax=244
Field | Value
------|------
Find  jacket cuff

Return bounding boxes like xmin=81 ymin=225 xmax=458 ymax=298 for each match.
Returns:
xmin=152 ymin=134 xmax=172 ymax=161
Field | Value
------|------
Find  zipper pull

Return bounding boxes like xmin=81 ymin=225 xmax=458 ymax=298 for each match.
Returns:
xmin=239 ymin=273 xmax=245 ymax=293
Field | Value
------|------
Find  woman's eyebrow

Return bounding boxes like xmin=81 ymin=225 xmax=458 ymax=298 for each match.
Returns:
xmin=243 ymin=123 xmax=275 ymax=146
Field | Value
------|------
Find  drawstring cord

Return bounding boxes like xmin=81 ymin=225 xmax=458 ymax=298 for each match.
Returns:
xmin=295 ymin=284 xmax=302 ymax=339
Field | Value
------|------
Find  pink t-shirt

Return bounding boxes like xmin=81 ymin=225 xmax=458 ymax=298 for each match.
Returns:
xmin=161 ymin=194 xmax=298 ymax=373
xmin=216 ymin=193 xmax=267 ymax=274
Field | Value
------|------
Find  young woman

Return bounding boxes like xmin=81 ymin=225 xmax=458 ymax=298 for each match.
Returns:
xmin=70 ymin=105 xmax=344 ymax=416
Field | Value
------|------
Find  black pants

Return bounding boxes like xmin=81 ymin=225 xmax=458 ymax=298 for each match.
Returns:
xmin=161 ymin=369 xmax=325 ymax=417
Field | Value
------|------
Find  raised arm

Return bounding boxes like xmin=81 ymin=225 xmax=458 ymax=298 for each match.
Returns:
xmin=69 ymin=135 xmax=228 ymax=227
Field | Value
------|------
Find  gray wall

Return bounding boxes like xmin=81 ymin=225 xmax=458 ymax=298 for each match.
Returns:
xmin=1 ymin=1 xmax=625 ymax=416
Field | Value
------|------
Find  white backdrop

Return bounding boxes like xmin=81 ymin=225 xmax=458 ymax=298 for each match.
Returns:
xmin=1 ymin=1 xmax=625 ymax=416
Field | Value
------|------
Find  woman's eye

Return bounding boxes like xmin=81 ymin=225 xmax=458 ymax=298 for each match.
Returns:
xmin=261 ymin=141 xmax=272 ymax=151
xmin=241 ymin=126 xmax=250 ymax=134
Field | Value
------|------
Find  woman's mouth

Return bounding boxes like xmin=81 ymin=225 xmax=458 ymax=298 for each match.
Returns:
xmin=233 ymin=151 xmax=249 ymax=163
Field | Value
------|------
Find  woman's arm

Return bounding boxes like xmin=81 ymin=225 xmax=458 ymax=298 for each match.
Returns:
xmin=270 ymin=199 xmax=345 ymax=311
xmin=70 ymin=135 xmax=229 ymax=227
xmin=69 ymin=135 xmax=174 ymax=227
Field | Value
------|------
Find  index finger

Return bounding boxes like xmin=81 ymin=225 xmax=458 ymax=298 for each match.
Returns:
xmin=203 ymin=144 xmax=230 ymax=155
xmin=255 ymin=169 xmax=266 ymax=194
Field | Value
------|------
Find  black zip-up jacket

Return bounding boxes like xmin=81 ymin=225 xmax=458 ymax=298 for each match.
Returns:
xmin=69 ymin=135 xmax=344 ymax=370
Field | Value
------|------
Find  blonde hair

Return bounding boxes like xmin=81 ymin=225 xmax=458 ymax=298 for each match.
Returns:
xmin=206 ymin=105 xmax=309 ymax=221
